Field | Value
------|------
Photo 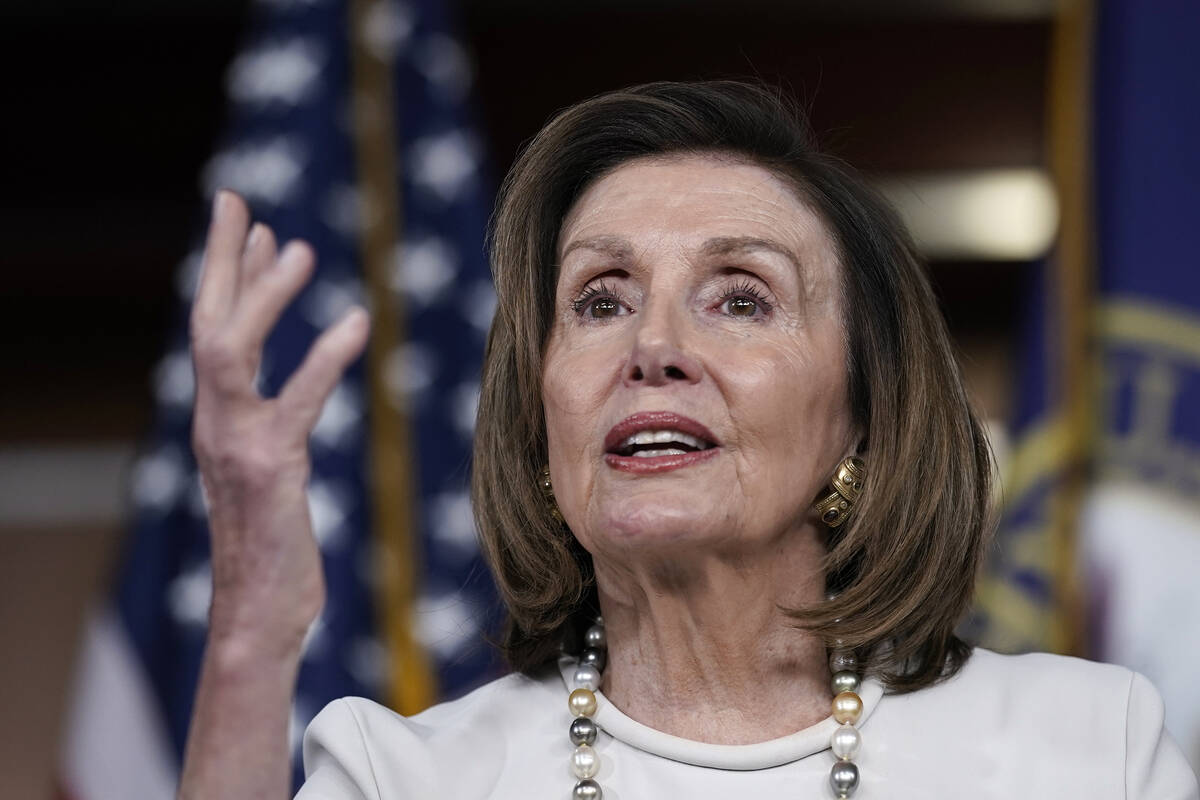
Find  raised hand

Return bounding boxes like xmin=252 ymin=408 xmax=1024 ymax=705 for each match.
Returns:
xmin=179 ymin=190 xmax=369 ymax=799
xmin=190 ymin=189 xmax=369 ymax=651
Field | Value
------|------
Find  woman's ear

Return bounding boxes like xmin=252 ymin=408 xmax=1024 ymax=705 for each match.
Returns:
xmin=848 ymin=430 xmax=867 ymax=459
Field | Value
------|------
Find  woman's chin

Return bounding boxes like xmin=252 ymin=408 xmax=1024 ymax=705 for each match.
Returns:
xmin=591 ymin=498 xmax=728 ymax=551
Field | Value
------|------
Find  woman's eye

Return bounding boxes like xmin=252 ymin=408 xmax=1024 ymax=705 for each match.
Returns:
xmin=571 ymin=281 xmax=629 ymax=319
xmin=716 ymin=280 xmax=773 ymax=319
xmin=588 ymin=297 xmax=622 ymax=318
xmin=724 ymin=296 xmax=759 ymax=317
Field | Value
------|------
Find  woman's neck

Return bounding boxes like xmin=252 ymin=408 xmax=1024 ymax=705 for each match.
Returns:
xmin=592 ymin=529 xmax=831 ymax=745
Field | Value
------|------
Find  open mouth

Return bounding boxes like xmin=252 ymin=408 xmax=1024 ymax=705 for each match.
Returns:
xmin=610 ymin=429 xmax=715 ymax=458
xmin=603 ymin=412 xmax=720 ymax=467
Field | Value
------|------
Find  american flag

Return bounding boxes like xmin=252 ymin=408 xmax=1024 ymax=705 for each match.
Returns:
xmin=60 ymin=0 xmax=499 ymax=795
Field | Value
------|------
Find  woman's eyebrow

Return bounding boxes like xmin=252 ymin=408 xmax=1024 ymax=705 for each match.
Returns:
xmin=560 ymin=235 xmax=635 ymax=263
xmin=699 ymin=236 xmax=801 ymax=272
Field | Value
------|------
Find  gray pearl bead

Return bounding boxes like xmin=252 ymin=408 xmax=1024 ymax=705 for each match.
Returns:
xmin=829 ymin=650 xmax=857 ymax=673
xmin=831 ymin=670 xmax=861 ymax=695
xmin=580 ymin=648 xmax=606 ymax=672
xmin=829 ymin=760 xmax=860 ymax=797
xmin=573 ymin=778 xmax=602 ymax=799
xmin=569 ymin=717 xmax=598 ymax=746
xmin=584 ymin=624 xmax=607 ymax=649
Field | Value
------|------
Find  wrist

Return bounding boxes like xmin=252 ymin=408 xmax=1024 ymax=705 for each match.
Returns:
xmin=207 ymin=601 xmax=317 ymax=665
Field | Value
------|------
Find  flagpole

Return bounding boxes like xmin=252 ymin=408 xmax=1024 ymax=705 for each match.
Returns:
xmin=1045 ymin=0 xmax=1095 ymax=657
xmin=347 ymin=0 xmax=438 ymax=714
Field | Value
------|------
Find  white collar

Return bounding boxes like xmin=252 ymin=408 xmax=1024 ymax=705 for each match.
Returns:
xmin=557 ymin=656 xmax=884 ymax=771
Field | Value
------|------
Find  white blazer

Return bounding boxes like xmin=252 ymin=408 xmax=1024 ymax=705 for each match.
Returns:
xmin=298 ymin=648 xmax=1199 ymax=799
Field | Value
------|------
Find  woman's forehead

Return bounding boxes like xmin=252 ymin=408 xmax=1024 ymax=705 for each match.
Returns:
xmin=556 ymin=154 xmax=840 ymax=284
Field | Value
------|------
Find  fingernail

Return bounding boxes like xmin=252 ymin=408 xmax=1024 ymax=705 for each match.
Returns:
xmin=281 ymin=240 xmax=311 ymax=265
xmin=246 ymin=222 xmax=264 ymax=249
xmin=215 ymin=189 xmax=239 ymax=220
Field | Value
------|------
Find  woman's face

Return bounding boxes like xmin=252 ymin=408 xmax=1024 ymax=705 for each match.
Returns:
xmin=542 ymin=154 xmax=858 ymax=566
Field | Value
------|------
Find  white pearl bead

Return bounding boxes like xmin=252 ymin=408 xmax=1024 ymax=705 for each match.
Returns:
xmin=831 ymin=722 xmax=861 ymax=760
xmin=573 ymin=664 xmax=602 ymax=691
xmin=571 ymin=744 xmax=600 ymax=779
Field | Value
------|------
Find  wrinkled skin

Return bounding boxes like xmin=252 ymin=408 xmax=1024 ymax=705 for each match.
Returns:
xmin=544 ymin=154 xmax=858 ymax=576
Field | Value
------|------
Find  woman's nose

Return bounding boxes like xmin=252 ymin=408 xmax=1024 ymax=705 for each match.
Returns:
xmin=621 ymin=301 xmax=703 ymax=387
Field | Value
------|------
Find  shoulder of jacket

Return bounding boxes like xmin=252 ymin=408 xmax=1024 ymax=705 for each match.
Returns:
xmin=958 ymin=647 xmax=1135 ymax=692
xmin=320 ymin=669 xmax=559 ymax=740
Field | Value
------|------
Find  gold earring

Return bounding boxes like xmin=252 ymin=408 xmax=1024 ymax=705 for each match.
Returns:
xmin=814 ymin=456 xmax=866 ymax=528
xmin=539 ymin=466 xmax=564 ymax=523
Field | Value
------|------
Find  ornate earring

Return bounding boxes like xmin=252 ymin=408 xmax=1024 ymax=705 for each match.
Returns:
xmin=814 ymin=456 xmax=866 ymax=528
xmin=539 ymin=466 xmax=564 ymax=523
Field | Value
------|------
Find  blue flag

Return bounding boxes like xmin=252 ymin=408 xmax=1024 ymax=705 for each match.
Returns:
xmin=1083 ymin=0 xmax=1200 ymax=769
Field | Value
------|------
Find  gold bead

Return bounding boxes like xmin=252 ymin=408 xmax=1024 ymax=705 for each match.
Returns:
xmin=831 ymin=691 xmax=863 ymax=725
xmin=569 ymin=687 xmax=598 ymax=717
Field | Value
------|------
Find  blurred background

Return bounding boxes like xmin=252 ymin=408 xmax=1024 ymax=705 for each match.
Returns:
xmin=1 ymin=0 xmax=1197 ymax=796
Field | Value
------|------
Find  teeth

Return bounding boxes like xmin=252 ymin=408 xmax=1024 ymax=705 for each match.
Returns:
xmin=617 ymin=429 xmax=711 ymax=452
xmin=632 ymin=448 xmax=689 ymax=457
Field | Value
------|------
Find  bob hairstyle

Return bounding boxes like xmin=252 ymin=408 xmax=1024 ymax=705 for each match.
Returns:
xmin=472 ymin=80 xmax=994 ymax=692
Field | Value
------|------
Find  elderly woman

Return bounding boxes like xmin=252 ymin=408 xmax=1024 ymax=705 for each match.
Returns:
xmin=178 ymin=82 xmax=1198 ymax=799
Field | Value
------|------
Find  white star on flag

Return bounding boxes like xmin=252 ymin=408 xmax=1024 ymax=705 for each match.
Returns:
xmin=301 ymin=276 xmax=367 ymax=330
xmin=203 ymin=136 xmax=308 ymax=207
xmin=131 ymin=445 xmax=188 ymax=513
xmin=409 ymin=130 xmax=479 ymax=203
xmin=451 ymin=380 xmax=479 ymax=439
xmin=300 ymin=613 xmax=328 ymax=662
xmin=167 ymin=561 xmax=213 ymax=628
xmin=227 ymin=38 xmax=325 ymax=107
xmin=345 ymin=636 xmax=389 ymax=693
xmin=414 ymin=34 xmax=472 ymax=99
xmin=321 ymin=184 xmax=371 ymax=236
xmin=389 ymin=236 xmax=458 ymax=306
xmin=288 ymin=699 xmax=314 ymax=760
xmin=383 ymin=343 xmax=436 ymax=407
xmin=307 ymin=479 xmax=351 ymax=550
xmin=311 ymin=381 xmax=362 ymax=450
xmin=464 ymin=279 xmax=496 ymax=333
xmin=430 ymin=490 xmax=478 ymax=560
xmin=153 ymin=349 xmax=195 ymax=410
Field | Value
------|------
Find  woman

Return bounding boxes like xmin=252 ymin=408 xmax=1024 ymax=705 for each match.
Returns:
xmin=178 ymin=82 xmax=1198 ymax=799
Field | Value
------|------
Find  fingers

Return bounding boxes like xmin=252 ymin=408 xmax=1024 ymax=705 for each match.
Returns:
xmin=230 ymin=240 xmax=316 ymax=351
xmin=239 ymin=222 xmax=278 ymax=295
xmin=278 ymin=307 xmax=371 ymax=430
xmin=192 ymin=190 xmax=251 ymax=329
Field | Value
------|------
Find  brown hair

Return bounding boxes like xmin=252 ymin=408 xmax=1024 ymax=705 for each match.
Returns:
xmin=471 ymin=81 xmax=993 ymax=692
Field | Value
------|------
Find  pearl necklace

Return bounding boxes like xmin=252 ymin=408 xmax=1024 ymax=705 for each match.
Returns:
xmin=565 ymin=618 xmax=866 ymax=799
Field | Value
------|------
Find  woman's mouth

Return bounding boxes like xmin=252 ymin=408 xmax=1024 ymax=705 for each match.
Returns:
xmin=603 ymin=412 xmax=720 ymax=473
xmin=611 ymin=429 xmax=713 ymax=457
